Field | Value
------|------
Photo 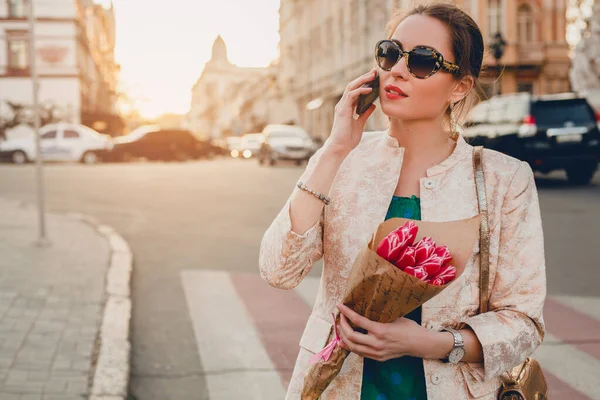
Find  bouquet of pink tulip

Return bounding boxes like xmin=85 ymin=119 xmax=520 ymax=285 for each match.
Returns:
xmin=376 ymin=221 xmax=457 ymax=286
xmin=301 ymin=216 xmax=480 ymax=400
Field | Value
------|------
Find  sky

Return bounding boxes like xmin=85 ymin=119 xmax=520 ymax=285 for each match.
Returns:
xmin=98 ymin=0 xmax=281 ymax=119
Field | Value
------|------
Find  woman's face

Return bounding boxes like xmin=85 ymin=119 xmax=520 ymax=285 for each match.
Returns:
xmin=378 ymin=14 xmax=460 ymax=122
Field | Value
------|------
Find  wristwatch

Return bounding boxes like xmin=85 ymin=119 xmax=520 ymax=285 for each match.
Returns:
xmin=442 ymin=327 xmax=465 ymax=364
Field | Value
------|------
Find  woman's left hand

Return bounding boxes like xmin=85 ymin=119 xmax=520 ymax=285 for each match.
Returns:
xmin=336 ymin=303 xmax=425 ymax=362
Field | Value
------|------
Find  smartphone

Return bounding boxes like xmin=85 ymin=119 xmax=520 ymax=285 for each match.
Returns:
xmin=356 ymin=71 xmax=380 ymax=116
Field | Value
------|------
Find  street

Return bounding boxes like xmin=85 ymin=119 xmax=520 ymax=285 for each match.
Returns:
xmin=0 ymin=157 xmax=599 ymax=399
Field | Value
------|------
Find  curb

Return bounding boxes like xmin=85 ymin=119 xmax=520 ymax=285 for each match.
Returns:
xmin=67 ymin=212 xmax=133 ymax=400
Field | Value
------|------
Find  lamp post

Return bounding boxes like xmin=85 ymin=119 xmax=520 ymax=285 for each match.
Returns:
xmin=489 ymin=31 xmax=507 ymax=96
xmin=28 ymin=0 xmax=48 ymax=246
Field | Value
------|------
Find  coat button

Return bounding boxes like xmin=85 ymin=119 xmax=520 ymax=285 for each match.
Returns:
xmin=424 ymin=179 xmax=436 ymax=189
xmin=431 ymin=374 xmax=442 ymax=385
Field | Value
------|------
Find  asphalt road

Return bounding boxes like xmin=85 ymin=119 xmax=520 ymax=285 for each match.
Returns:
xmin=0 ymin=156 xmax=598 ymax=399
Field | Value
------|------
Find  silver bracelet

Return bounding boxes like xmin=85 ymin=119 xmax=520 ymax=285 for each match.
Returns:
xmin=297 ymin=181 xmax=331 ymax=205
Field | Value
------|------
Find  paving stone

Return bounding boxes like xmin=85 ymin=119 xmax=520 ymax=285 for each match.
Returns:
xmin=0 ymin=199 xmax=113 ymax=399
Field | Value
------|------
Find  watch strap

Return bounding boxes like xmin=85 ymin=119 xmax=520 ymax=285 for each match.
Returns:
xmin=444 ymin=327 xmax=464 ymax=347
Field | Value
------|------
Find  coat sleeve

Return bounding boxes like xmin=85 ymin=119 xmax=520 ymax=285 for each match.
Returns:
xmin=258 ymin=147 xmax=327 ymax=290
xmin=462 ymin=161 xmax=546 ymax=381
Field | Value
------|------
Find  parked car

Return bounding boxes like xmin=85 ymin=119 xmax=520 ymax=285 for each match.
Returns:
xmin=226 ymin=136 xmax=243 ymax=158
xmin=0 ymin=123 xmax=112 ymax=164
xmin=462 ymin=92 xmax=600 ymax=185
xmin=239 ymin=133 xmax=263 ymax=159
xmin=110 ymin=127 xmax=212 ymax=162
xmin=258 ymin=125 xmax=315 ymax=166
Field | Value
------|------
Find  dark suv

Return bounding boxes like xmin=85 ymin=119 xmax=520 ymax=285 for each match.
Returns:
xmin=463 ymin=93 xmax=600 ymax=185
xmin=110 ymin=126 xmax=214 ymax=162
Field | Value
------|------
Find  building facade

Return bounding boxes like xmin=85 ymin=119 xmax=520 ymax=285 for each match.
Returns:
xmin=185 ymin=36 xmax=267 ymax=139
xmin=0 ymin=0 xmax=119 ymax=137
xmin=279 ymin=0 xmax=571 ymax=141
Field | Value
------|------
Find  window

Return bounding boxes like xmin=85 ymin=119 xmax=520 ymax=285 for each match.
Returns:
xmin=41 ymin=131 xmax=57 ymax=140
xmin=517 ymin=81 xmax=534 ymax=94
xmin=63 ymin=130 xmax=80 ymax=139
xmin=7 ymin=31 xmax=29 ymax=74
xmin=517 ymin=4 xmax=534 ymax=43
xmin=487 ymin=0 xmax=504 ymax=38
xmin=8 ymin=0 xmax=27 ymax=17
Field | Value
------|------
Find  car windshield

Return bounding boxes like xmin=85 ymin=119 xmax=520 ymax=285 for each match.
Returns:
xmin=532 ymin=100 xmax=595 ymax=126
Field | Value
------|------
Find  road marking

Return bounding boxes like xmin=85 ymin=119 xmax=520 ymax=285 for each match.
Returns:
xmin=183 ymin=271 xmax=600 ymax=399
xmin=181 ymin=270 xmax=286 ymax=399
xmin=534 ymin=333 xmax=600 ymax=399
xmin=543 ymin=297 xmax=600 ymax=361
xmin=230 ymin=272 xmax=312 ymax=387
xmin=552 ymin=295 xmax=600 ymax=322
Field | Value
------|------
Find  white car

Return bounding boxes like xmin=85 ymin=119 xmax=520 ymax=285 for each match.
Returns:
xmin=0 ymin=123 xmax=113 ymax=164
xmin=258 ymin=125 xmax=316 ymax=166
xmin=227 ymin=136 xmax=243 ymax=158
xmin=239 ymin=133 xmax=263 ymax=159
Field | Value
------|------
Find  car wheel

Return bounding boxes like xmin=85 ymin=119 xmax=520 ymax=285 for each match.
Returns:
xmin=258 ymin=156 xmax=264 ymax=165
xmin=566 ymin=163 xmax=597 ymax=186
xmin=11 ymin=150 xmax=27 ymax=164
xmin=269 ymin=155 xmax=276 ymax=166
xmin=81 ymin=151 xmax=98 ymax=165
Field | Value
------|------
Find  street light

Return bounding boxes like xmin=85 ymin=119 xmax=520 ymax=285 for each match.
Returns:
xmin=489 ymin=32 xmax=507 ymax=96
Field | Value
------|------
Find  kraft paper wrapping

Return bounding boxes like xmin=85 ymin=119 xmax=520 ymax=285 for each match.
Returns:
xmin=301 ymin=216 xmax=480 ymax=400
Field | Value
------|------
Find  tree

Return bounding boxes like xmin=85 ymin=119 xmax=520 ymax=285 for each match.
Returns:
xmin=0 ymin=102 xmax=26 ymax=140
xmin=0 ymin=101 xmax=64 ymax=140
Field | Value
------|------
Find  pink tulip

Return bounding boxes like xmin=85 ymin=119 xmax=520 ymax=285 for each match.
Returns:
xmin=404 ymin=266 xmax=428 ymax=280
xmin=395 ymin=246 xmax=416 ymax=270
xmin=429 ymin=265 xmax=457 ymax=286
xmin=376 ymin=221 xmax=418 ymax=262
xmin=434 ymin=246 xmax=453 ymax=266
xmin=413 ymin=237 xmax=436 ymax=265
xmin=418 ymin=255 xmax=444 ymax=277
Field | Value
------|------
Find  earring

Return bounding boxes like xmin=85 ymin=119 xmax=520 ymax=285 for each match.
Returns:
xmin=449 ymin=102 xmax=459 ymax=141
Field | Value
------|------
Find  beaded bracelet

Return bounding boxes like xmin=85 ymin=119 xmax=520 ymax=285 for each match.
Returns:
xmin=297 ymin=181 xmax=331 ymax=206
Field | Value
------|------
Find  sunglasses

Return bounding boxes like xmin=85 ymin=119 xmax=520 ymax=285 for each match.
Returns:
xmin=375 ymin=39 xmax=460 ymax=79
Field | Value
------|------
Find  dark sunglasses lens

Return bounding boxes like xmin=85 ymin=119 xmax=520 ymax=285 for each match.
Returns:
xmin=408 ymin=48 xmax=438 ymax=78
xmin=376 ymin=41 xmax=400 ymax=70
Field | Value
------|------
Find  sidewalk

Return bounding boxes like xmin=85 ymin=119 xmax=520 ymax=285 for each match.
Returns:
xmin=0 ymin=199 xmax=130 ymax=400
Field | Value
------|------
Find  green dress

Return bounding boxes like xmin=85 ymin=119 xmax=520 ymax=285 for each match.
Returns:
xmin=360 ymin=195 xmax=427 ymax=400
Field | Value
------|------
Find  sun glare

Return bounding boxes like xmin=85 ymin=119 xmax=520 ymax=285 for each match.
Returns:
xmin=112 ymin=0 xmax=280 ymax=119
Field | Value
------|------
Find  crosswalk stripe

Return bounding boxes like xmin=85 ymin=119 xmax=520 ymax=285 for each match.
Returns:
xmin=552 ymin=295 xmax=600 ymax=322
xmin=534 ymin=333 xmax=600 ymax=399
xmin=182 ymin=271 xmax=600 ymax=399
xmin=543 ymin=297 xmax=600 ymax=362
xmin=181 ymin=270 xmax=286 ymax=399
xmin=230 ymin=272 xmax=312 ymax=387
xmin=293 ymin=276 xmax=600 ymax=399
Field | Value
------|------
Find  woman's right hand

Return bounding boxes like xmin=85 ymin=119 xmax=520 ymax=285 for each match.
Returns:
xmin=326 ymin=69 xmax=379 ymax=157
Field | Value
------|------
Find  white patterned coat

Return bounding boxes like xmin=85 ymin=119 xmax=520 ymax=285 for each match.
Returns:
xmin=259 ymin=132 xmax=546 ymax=400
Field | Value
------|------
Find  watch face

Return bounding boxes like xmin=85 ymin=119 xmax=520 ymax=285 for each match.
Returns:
xmin=449 ymin=347 xmax=465 ymax=364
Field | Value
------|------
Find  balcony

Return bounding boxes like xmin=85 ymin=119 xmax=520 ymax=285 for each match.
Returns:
xmin=516 ymin=43 xmax=545 ymax=65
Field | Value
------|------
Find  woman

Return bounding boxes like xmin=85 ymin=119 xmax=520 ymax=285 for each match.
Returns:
xmin=259 ymin=4 xmax=546 ymax=400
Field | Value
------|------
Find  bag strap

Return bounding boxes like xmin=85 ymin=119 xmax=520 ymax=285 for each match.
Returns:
xmin=473 ymin=146 xmax=490 ymax=314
